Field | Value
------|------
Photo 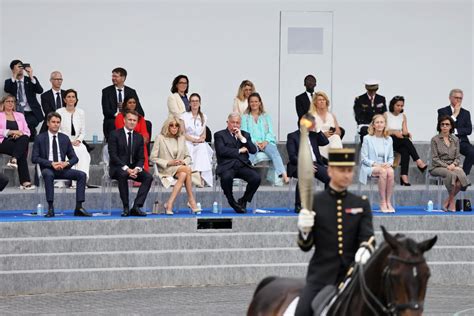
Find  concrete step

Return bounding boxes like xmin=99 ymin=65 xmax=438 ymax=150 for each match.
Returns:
xmin=0 ymin=216 xmax=472 ymax=238
xmin=0 ymin=261 xmax=470 ymax=296
xmin=0 ymin=230 xmax=470 ymax=255
xmin=0 ymin=245 xmax=470 ymax=271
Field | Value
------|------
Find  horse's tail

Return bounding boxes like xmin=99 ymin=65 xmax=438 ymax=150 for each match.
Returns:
xmin=252 ymin=276 xmax=278 ymax=297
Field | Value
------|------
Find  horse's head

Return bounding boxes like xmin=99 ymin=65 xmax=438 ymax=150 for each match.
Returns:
xmin=381 ymin=226 xmax=437 ymax=316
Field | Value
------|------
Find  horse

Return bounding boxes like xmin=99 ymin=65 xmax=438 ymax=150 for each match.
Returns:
xmin=247 ymin=226 xmax=437 ymax=316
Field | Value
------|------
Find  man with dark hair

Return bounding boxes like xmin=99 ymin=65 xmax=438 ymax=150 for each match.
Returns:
xmin=353 ymin=80 xmax=387 ymax=142
xmin=40 ymin=71 xmax=66 ymax=133
xmin=108 ymin=110 xmax=152 ymax=216
xmin=438 ymin=88 xmax=474 ymax=175
xmin=295 ymin=148 xmax=374 ymax=316
xmin=295 ymin=75 xmax=317 ymax=121
xmin=32 ymin=112 xmax=90 ymax=217
xmin=101 ymin=67 xmax=145 ymax=141
xmin=287 ymin=113 xmax=330 ymax=213
xmin=214 ymin=112 xmax=261 ymax=213
xmin=4 ymin=59 xmax=44 ymax=141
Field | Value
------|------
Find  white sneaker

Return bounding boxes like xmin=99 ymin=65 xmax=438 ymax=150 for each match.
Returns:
xmin=6 ymin=158 xmax=18 ymax=169
xmin=20 ymin=184 xmax=36 ymax=190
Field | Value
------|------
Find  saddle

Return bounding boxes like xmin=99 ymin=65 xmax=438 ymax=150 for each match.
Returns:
xmin=311 ymin=285 xmax=337 ymax=316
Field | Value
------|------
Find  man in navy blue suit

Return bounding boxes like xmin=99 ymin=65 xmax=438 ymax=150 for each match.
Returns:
xmin=4 ymin=60 xmax=44 ymax=141
xmin=287 ymin=113 xmax=330 ymax=212
xmin=437 ymin=88 xmax=474 ymax=175
xmin=214 ymin=113 xmax=261 ymax=213
xmin=32 ymin=112 xmax=90 ymax=217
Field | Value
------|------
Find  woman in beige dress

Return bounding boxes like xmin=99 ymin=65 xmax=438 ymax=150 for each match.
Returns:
xmin=150 ymin=117 xmax=201 ymax=215
xmin=429 ymin=115 xmax=470 ymax=211
xmin=232 ymin=80 xmax=256 ymax=115
xmin=309 ymin=91 xmax=343 ymax=159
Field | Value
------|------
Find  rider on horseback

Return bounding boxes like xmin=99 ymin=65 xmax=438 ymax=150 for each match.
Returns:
xmin=295 ymin=148 xmax=375 ymax=316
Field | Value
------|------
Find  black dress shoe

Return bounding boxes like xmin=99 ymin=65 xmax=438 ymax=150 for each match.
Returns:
xmin=237 ymin=198 xmax=247 ymax=210
xmin=45 ymin=208 xmax=55 ymax=218
xmin=400 ymin=177 xmax=411 ymax=186
xmin=417 ymin=165 xmax=428 ymax=173
xmin=74 ymin=207 xmax=92 ymax=217
xmin=229 ymin=199 xmax=246 ymax=214
xmin=130 ymin=206 xmax=147 ymax=216
xmin=121 ymin=206 xmax=130 ymax=217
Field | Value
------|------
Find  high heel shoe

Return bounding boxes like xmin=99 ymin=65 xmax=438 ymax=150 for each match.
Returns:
xmin=417 ymin=165 xmax=428 ymax=173
xmin=187 ymin=202 xmax=202 ymax=214
xmin=164 ymin=203 xmax=173 ymax=215
xmin=400 ymin=177 xmax=411 ymax=186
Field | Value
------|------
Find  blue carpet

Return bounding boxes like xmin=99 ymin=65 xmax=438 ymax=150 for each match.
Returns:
xmin=0 ymin=206 xmax=471 ymax=222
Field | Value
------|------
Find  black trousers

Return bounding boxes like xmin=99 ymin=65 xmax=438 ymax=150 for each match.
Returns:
xmin=359 ymin=126 xmax=369 ymax=143
xmin=459 ymin=141 xmax=474 ymax=175
xmin=219 ymin=165 xmax=261 ymax=203
xmin=111 ymin=169 xmax=153 ymax=208
xmin=295 ymin=162 xmax=330 ymax=208
xmin=41 ymin=168 xmax=86 ymax=203
xmin=0 ymin=135 xmax=31 ymax=183
xmin=295 ymin=267 xmax=346 ymax=316
xmin=24 ymin=111 xmax=40 ymax=141
xmin=0 ymin=173 xmax=8 ymax=191
xmin=391 ymin=136 xmax=420 ymax=176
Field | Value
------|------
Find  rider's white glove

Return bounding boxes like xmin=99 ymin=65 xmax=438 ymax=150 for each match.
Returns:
xmin=297 ymin=208 xmax=315 ymax=240
xmin=355 ymin=245 xmax=372 ymax=264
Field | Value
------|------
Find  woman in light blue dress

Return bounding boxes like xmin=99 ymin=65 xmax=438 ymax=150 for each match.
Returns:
xmin=241 ymin=92 xmax=289 ymax=184
xmin=359 ymin=114 xmax=395 ymax=213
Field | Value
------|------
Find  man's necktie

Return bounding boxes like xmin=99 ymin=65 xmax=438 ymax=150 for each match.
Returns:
xmin=52 ymin=135 xmax=59 ymax=162
xmin=17 ymin=81 xmax=25 ymax=104
xmin=55 ymin=92 xmax=61 ymax=109
xmin=118 ymin=89 xmax=123 ymax=103
xmin=127 ymin=132 xmax=133 ymax=164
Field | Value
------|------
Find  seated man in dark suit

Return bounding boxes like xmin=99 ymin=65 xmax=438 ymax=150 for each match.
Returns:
xmin=287 ymin=113 xmax=330 ymax=213
xmin=40 ymin=71 xmax=66 ymax=133
xmin=32 ymin=112 xmax=90 ymax=217
xmin=438 ymin=88 xmax=474 ymax=175
xmin=108 ymin=110 xmax=153 ymax=217
xmin=0 ymin=173 xmax=8 ymax=191
xmin=4 ymin=60 xmax=44 ymax=141
xmin=353 ymin=80 xmax=386 ymax=142
xmin=102 ymin=67 xmax=152 ymax=142
xmin=295 ymin=74 xmax=317 ymax=122
xmin=214 ymin=113 xmax=261 ymax=213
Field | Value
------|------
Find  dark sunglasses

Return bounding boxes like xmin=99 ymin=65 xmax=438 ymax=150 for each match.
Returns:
xmin=440 ymin=123 xmax=451 ymax=127
xmin=169 ymin=124 xmax=179 ymax=128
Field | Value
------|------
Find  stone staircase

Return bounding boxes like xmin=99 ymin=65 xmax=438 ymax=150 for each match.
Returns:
xmin=0 ymin=215 xmax=472 ymax=296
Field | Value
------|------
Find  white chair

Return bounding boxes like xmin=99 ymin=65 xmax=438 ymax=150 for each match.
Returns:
xmin=358 ymin=175 xmax=397 ymax=210
xmin=423 ymin=151 xmax=444 ymax=211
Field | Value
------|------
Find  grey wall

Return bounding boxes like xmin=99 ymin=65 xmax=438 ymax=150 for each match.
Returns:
xmin=1 ymin=0 xmax=472 ymax=141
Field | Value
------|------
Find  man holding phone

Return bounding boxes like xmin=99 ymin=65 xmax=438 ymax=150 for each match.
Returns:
xmin=214 ymin=113 xmax=261 ymax=213
xmin=4 ymin=59 xmax=44 ymax=141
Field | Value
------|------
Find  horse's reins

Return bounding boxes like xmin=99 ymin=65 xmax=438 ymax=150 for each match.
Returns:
xmin=358 ymin=253 xmax=426 ymax=315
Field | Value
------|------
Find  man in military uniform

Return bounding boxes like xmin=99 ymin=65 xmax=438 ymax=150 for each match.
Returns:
xmin=294 ymin=148 xmax=375 ymax=316
xmin=353 ymin=80 xmax=387 ymax=142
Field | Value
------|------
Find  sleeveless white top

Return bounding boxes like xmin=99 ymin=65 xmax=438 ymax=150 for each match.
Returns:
xmin=386 ymin=112 xmax=403 ymax=131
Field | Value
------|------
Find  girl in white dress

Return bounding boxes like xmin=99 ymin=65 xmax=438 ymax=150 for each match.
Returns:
xmin=309 ymin=91 xmax=343 ymax=159
xmin=232 ymin=80 xmax=256 ymax=114
xmin=181 ymin=93 xmax=214 ymax=187
xmin=56 ymin=89 xmax=91 ymax=184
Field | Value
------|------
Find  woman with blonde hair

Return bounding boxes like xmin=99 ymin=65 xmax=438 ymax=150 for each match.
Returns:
xmin=359 ymin=114 xmax=395 ymax=213
xmin=309 ymin=91 xmax=343 ymax=159
xmin=150 ymin=117 xmax=201 ymax=215
xmin=232 ymin=80 xmax=256 ymax=114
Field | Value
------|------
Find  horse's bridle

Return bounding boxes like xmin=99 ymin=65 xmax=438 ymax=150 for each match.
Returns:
xmin=358 ymin=254 xmax=426 ymax=316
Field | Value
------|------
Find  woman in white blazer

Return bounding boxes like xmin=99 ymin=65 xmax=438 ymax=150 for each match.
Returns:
xmin=359 ymin=114 xmax=395 ymax=213
xmin=150 ymin=116 xmax=201 ymax=215
xmin=56 ymin=89 xmax=91 ymax=184
xmin=167 ymin=75 xmax=189 ymax=119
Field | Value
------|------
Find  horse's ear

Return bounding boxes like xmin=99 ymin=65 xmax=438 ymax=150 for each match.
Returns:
xmin=418 ymin=235 xmax=437 ymax=253
xmin=381 ymin=225 xmax=401 ymax=250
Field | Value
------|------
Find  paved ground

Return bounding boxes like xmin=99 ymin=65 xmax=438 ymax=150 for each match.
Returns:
xmin=0 ymin=283 xmax=472 ymax=315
